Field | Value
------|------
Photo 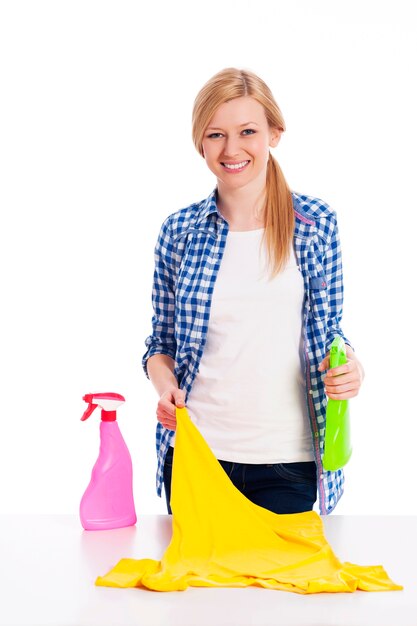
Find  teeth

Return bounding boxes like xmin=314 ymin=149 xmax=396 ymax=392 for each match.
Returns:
xmin=223 ymin=161 xmax=249 ymax=170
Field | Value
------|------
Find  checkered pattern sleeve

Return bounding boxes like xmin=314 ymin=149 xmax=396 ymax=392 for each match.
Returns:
xmin=142 ymin=217 xmax=177 ymax=379
xmin=323 ymin=215 xmax=353 ymax=353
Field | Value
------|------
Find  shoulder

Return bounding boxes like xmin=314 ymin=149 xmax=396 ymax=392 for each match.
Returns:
xmin=153 ymin=193 xmax=215 ymax=268
xmin=292 ymin=190 xmax=337 ymax=220
xmin=157 ymin=194 xmax=213 ymax=240
xmin=292 ymin=191 xmax=338 ymax=244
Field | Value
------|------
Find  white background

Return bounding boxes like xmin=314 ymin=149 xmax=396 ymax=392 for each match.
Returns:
xmin=1 ymin=0 xmax=416 ymax=516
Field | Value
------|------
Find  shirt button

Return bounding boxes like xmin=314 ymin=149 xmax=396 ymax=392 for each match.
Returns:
xmin=314 ymin=431 xmax=319 ymax=438
xmin=309 ymin=390 xmax=314 ymax=395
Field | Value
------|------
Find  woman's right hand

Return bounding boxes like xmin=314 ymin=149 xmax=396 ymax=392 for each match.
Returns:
xmin=156 ymin=388 xmax=186 ymax=431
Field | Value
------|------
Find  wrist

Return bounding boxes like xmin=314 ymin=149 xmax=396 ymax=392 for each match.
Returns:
xmin=160 ymin=384 xmax=179 ymax=399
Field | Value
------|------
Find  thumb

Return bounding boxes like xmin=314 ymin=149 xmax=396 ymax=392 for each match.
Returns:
xmin=174 ymin=390 xmax=185 ymax=407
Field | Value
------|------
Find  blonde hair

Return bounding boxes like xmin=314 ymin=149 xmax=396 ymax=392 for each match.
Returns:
xmin=192 ymin=67 xmax=294 ymax=279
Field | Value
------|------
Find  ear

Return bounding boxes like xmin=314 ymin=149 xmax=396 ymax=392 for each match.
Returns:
xmin=269 ymin=128 xmax=282 ymax=148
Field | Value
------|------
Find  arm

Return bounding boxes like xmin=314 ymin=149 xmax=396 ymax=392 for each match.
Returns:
xmin=142 ymin=219 xmax=185 ymax=430
xmin=317 ymin=215 xmax=364 ymax=399
xmin=147 ymin=353 xmax=178 ymax=397
xmin=147 ymin=354 xmax=185 ymax=431
xmin=142 ymin=218 xmax=177 ymax=380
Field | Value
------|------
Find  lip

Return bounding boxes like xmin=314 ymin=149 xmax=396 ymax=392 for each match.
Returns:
xmin=220 ymin=160 xmax=250 ymax=173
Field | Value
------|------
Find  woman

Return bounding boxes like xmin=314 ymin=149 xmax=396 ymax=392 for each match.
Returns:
xmin=142 ymin=67 xmax=364 ymax=516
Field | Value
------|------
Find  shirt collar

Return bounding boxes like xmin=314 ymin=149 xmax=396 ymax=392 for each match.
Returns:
xmin=195 ymin=188 xmax=224 ymax=225
xmin=195 ymin=186 xmax=317 ymax=238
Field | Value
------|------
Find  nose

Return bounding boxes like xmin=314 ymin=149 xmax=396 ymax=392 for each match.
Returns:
xmin=222 ymin=135 xmax=241 ymax=158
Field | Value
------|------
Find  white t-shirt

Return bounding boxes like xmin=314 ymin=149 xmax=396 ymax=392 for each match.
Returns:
xmin=171 ymin=228 xmax=314 ymax=464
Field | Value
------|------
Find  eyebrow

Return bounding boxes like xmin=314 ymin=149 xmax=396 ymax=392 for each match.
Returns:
xmin=206 ymin=121 xmax=260 ymax=130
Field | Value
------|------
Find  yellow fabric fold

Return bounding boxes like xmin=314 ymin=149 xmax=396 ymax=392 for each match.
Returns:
xmin=96 ymin=407 xmax=403 ymax=593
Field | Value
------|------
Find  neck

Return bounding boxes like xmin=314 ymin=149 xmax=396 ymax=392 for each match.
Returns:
xmin=216 ymin=179 xmax=267 ymax=231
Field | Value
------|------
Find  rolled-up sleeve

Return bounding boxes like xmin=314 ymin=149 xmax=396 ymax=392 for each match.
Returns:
xmin=323 ymin=214 xmax=354 ymax=353
xmin=142 ymin=217 xmax=177 ymax=379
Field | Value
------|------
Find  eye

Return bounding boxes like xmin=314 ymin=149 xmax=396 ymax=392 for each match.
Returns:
xmin=242 ymin=128 xmax=256 ymax=135
xmin=207 ymin=132 xmax=223 ymax=139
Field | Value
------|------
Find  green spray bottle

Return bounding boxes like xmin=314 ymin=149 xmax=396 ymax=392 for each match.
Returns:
xmin=322 ymin=336 xmax=353 ymax=471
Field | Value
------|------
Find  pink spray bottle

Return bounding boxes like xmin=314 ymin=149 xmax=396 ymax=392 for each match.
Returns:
xmin=80 ymin=392 xmax=137 ymax=530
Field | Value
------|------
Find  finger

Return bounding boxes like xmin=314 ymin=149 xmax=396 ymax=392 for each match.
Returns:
xmin=157 ymin=407 xmax=177 ymax=422
xmin=324 ymin=370 xmax=359 ymax=387
xmin=325 ymin=380 xmax=360 ymax=396
xmin=158 ymin=397 xmax=177 ymax=413
xmin=161 ymin=422 xmax=177 ymax=431
xmin=325 ymin=374 xmax=360 ymax=390
xmin=318 ymin=356 xmax=330 ymax=372
xmin=329 ymin=356 xmax=363 ymax=378
xmin=326 ymin=388 xmax=359 ymax=400
xmin=156 ymin=413 xmax=177 ymax=430
xmin=327 ymin=362 xmax=352 ymax=377
xmin=325 ymin=366 xmax=362 ymax=388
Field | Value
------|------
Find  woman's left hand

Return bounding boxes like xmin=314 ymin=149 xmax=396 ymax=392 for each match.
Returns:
xmin=318 ymin=344 xmax=364 ymax=400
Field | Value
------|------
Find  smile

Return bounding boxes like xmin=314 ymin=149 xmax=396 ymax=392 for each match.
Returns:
xmin=221 ymin=160 xmax=250 ymax=172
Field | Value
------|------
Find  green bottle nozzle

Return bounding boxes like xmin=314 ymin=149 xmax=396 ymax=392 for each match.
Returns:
xmin=322 ymin=337 xmax=353 ymax=471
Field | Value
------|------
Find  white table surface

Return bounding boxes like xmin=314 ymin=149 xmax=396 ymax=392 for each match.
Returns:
xmin=0 ymin=514 xmax=415 ymax=626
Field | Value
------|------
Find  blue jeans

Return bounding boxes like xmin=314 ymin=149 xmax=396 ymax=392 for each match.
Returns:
xmin=163 ymin=446 xmax=317 ymax=515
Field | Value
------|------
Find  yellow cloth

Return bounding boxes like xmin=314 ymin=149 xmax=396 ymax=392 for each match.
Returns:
xmin=96 ymin=407 xmax=403 ymax=593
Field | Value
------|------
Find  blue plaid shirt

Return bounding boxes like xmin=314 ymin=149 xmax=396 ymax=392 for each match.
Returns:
xmin=142 ymin=188 xmax=352 ymax=515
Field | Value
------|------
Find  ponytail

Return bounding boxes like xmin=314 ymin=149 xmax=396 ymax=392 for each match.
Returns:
xmin=261 ymin=154 xmax=295 ymax=280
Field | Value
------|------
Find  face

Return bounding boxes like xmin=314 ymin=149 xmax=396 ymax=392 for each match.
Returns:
xmin=201 ymin=96 xmax=281 ymax=192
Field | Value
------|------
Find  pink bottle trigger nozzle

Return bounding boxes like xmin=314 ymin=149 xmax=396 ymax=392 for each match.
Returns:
xmin=81 ymin=392 xmax=125 ymax=421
